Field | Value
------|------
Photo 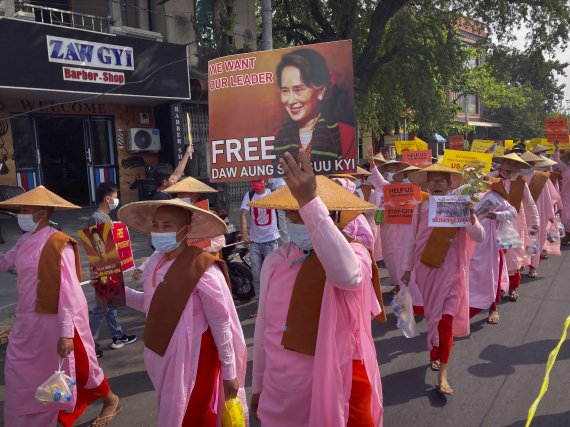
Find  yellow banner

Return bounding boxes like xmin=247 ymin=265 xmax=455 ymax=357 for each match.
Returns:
xmin=414 ymin=137 xmax=429 ymax=150
xmin=470 ymin=139 xmax=495 ymax=153
xmin=442 ymin=149 xmax=492 ymax=174
xmin=505 ymin=139 xmax=514 ymax=150
xmin=530 ymin=137 xmax=570 ymax=154
xmin=395 ymin=141 xmax=418 ymax=155
xmin=494 ymin=145 xmax=505 ymax=155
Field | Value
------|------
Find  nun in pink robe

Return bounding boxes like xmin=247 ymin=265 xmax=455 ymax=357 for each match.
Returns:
xmin=125 ymin=254 xmax=248 ymax=427
xmin=553 ymin=148 xmax=570 ymax=234
xmin=1 ymin=226 xmax=104 ymax=427
xmin=252 ymin=196 xmax=383 ymax=426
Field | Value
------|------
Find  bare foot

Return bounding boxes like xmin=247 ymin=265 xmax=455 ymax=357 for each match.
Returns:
xmin=91 ymin=392 xmax=121 ymax=427
xmin=487 ymin=310 xmax=500 ymax=324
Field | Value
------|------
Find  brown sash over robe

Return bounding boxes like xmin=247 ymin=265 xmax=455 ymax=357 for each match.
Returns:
xmin=420 ymin=227 xmax=459 ymax=268
xmin=528 ymin=171 xmax=550 ymax=202
xmin=360 ymin=184 xmax=374 ymax=202
xmin=144 ymin=246 xmax=229 ymax=357
xmin=549 ymin=172 xmax=561 ymax=187
xmin=282 ymin=244 xmax=386 ymax=356
xmin=36 ymin=231 xmax=82 ymax=314
xmin=489 ymin=176 xmax=525 ymax=212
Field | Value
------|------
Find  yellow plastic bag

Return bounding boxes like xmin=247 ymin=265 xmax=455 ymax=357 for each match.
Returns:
xmin=221 ymin=397 xmax=245 ymax=427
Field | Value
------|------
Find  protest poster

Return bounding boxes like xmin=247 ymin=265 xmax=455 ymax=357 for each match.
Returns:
xmin=111 ymin=222 xmax=135 ymax=271
xmin=470 ymin=139 xmax=495 ymax=153
xmin=474 ymin=192 xmax=501 ymax=219
xmin=394 ymin=140 xmax=417 ymax=155
xmin=442 ymin=149 xmax=492 ymax=174
xmin=383 ymin=183 xmax=421 ymax=224
xmin=208 ymin=40 xmax=357 ymax=181
xmin=186 ymin=200 xmax=213 ymax=249
xmin=428 ymin=195 xmax=471 ymax=227
xmin=78 ymin=222 xmax=129 ymax=308
xmin=494 ymin=145 xmax=505 ymax=155
xmin=504 ymin=139 xmax=514 ymax=150
xmin=414 ymin=137 xmax=429 ymax=150
xmin=402 ymin=149 xmax=432 ymax=167
xmin=449 ymin=135 xmax=464 ymax=151
xmin=544 ymin=118 xmax=569 ymax=143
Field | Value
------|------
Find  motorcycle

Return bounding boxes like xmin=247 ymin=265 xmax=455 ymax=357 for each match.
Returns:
xmin=220 ymin=216 xmax=255 ymax=301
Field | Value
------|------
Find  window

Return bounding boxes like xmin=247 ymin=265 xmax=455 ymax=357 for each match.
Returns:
xmin=457 ymin=94 xmax=479 ymax=115
xmin=89 ymin=118 xmax=114 ymax=165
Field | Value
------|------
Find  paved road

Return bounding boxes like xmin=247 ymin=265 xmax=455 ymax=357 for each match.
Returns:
xmin=1 ymin=212 xmax=569 ymax=426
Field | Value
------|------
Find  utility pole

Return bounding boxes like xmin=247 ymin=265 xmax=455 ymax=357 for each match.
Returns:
xmin=261 ymin=0 xmax=273 ymax=50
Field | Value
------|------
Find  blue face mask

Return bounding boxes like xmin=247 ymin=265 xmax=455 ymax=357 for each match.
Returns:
xmin=287 ymin=221 xmax=313 ymax=251
xmin=151 ymin=227 xmax=187 ymax=253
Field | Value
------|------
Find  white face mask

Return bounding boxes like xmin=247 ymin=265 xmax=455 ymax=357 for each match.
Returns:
xmin=402 ymin=178 xmax=410 ymax=184
xmin=354 ymin=179 xmax=362 ymax=188
xmin=17 ymin=213 xmax=39 ymax=233
xmin=519 ymin=168 xmax=533 ymax=176
xmin=180 ymin=197 xmax=192 ymax=205
xmin=287 ymin=221 xmax=313 ymax=251
xmin=386 ymin=172 xmax=395 ymax=182
xmin=151 ymin=227 xmax=187 ymax=253
xmin=108 ymin=198 xmax=119 ymax=211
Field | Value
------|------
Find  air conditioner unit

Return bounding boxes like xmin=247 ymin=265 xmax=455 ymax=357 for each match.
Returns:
xmin=127 ymin=128 xmax=161 ymax=152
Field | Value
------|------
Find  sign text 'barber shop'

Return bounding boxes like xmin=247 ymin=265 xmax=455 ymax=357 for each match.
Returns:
xmin=46 ymin=35 xmax=134 ymax=71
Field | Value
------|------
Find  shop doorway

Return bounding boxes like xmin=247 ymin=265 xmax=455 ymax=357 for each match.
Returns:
xmin=36 ymin=116 xmax=90 ymax=205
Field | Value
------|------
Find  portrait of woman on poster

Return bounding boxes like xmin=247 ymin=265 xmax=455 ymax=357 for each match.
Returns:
xmin=272 ymin=48 xmax=356 ymax=168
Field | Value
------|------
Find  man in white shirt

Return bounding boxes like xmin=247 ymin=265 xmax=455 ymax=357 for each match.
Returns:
xmin=241 ymin=180 xmax=280 ymax=317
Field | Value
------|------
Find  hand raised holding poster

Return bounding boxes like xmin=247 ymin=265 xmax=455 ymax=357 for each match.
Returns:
xmin=208 ymin=41 xmax=357 ymax=182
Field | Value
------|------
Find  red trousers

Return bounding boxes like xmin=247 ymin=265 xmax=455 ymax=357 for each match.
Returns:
xmin=182 ymin=329 xmax=221 ymax=427
xmin=348 ymin=360 xmax=374 ymax=426
xmin=58 ymin=329 xmax=110 ymax=427
xmin=429 ymin=314 xmax=453 ymax=364
xmin=413 ymin=306 xmax=424 ymax=316
xmin=509 ymin=270 xmax=521 ymax=292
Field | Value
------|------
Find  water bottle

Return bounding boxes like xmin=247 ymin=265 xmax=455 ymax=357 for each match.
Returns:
xmin=525 ymin=235 xmax=539 ymax=256
xmin=557 ymin=214 xmax=565 ymax=237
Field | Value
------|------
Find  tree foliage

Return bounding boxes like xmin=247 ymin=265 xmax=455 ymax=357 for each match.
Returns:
xmin=271 ymin=0 xmax=570 ymax=134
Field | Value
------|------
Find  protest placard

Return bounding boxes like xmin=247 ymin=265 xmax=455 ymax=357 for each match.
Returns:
xmin=111 ymin=222 xmax=134 ymax=271
xmin=504 ymin=140 xmax=514 ymax=150
xmin=470 ymin=139 xmax=495 ymax=153
xmin=442 ymin=149 xmax=492 ymax=174
xmin=78 ymin=222 xmax=130 ymax=308
xmin=428 ymin=195 xmax=471 ymax=227
xmin=414 ymin=137 xmax=429 ymax=150
xmin=402 ymin=149 xmax=432 ymax=167
xmin=449 ymin=135 xmax=464 ymax=151
xmin=394 ymin=140 xmax=418 ymax=155
xmin=383 ymin=184 xmax=421 ymax=224
xmin=545 ymin=118 xmax=569 ymax=143
xmin=208 ymin=40 xmax=357 ymax=181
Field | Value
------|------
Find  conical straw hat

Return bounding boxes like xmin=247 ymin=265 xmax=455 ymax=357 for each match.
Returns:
xmin=328 ymin=173 xmax=357 ymax=181
xmin=373 ymin=153 xmax=386 ymax=163
xmin=247 ymin=175 xmax=375 ymax=211
xmin=0 ymin=185 xmax=80 ymax=210
xmin=534 ymin=156 xmax=557 ymax=168
xmin=163 ymin=177 xmax=218 ymax=194
xmin=408 ymin=163 xmax=462 ymax=187
xmin=492 ymin=152 xmax=531 ymax=169
xmin=393 ymin=165 xmax=421 ymax=182
xmin=378 ymin=160 xmax=409 ymax=172
xmin=117 ymin=198 xmax=226 ymax=238
xmin=531 ymin=144 xmax=551 ymax=155
xmin=354 ymin=166 xmax=372 ymax=177
xmin=518 ymin=151 xmax=544 ymax=164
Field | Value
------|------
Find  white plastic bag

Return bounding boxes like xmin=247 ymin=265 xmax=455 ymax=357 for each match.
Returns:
xmin=496 ymin=219 xmax=522 ymax=250
xmin=35 ymin=359 xmax=76 ymax=404
xmin=390 ymin=286 xmax=419 ymax=338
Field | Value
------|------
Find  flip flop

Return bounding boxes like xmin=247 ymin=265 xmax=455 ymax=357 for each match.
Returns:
xmin=527 ymin=269 xmax=538 ymax=278
xmin=487 ymin=311 xmax=500 ymax=325
xmin=91 ymin=403 xmax=122 ymax=427
xmin=507 ymin=291 xmax=519 ymax=302
xmin=435 ymin=383 xmax=453 ymax=395
xmin=430 ymin=360 xmax=440 ymax=371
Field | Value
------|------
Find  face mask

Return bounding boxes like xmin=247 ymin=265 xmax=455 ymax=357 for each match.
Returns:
xmin=519 ymin=168 xmax=533 ymax=175
xmin=151 ymin=227 xmax=187 ymax=253
xmin=354 ymin=179 xmax=362 ymax=188
xmin=402 ymin=178 xmax=410 ymax=184
xmin=17 ymin=213 xmax=39 ymax=233
xmin=287 ymin=221 xmax=313 ymax=251
xmin=180 ymin=197 xmax=192 ymax=205
xmin=108 ymin=198 xmax=119 ymax=210
xmin=251 ymin=182 xmax=265 ymax=193
xmin=386 ymin=172 xmax=395 ymax=181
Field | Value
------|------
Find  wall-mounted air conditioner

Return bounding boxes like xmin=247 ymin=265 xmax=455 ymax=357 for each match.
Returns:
xmin=127 ymin=128 xmax=161 ymax=152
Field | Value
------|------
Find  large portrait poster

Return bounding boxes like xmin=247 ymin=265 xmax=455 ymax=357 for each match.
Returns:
xmin=78 ymin=222 xmax=129 ymax=308
xmin=208 ymin=40 xmax=357 ymax=181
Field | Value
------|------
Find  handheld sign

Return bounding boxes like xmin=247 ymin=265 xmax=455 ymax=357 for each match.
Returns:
xmin=545 ymin=118 xmax=569 ymax=143
xmin=470 ymin=139 xmax=495 ymax=153
xmin=402 ymin=149 xmax=432 ymax=168
xmin=394 ymin=141 xmax=417 ymax=155
xmin=428 ymin=195 xmax=471 ymax=227
xmin=448 ymin=135 xmax=464 ymax=151
xmin=383 ymin=184 xmax=421 ymax=224
xmin=442 ymin=149 xmax=492 ymax=175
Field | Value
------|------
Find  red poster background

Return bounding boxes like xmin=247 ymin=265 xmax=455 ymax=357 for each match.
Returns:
xmin=402 ymin=149 xmax=432 ymax=167
xmin=383 ymin=184 xmax=421 ymax=224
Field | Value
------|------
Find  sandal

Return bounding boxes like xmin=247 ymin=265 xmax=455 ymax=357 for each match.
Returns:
xmin=487 ymin=311 xmax=500 ymax=325
xmin=91 ymin=403 xmax=122 ymax=427
xmin=430 ymin=360 xmax=440 ymax=371
xmin=540 ymin=253 xmax=549 ymax=260
xmin=435 ymin=383 xmax=453 ymax=395
xmin=249 ymin=311 xmax=258 ymax=319
xmin=527 ymin=269 xmax=538 ymax=278
xmin=507 ymin=291 xmax=519 ymax=302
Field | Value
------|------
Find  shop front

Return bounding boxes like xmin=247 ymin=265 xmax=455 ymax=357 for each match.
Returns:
xmin=0 ymin=17 xmax=190 ymax=205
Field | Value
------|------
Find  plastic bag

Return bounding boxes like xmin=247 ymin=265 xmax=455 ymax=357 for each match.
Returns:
xmin=544 ymin=221 xmax=562 ymax=256
xmin=556 ymin=213 xmax=565 ymax=237
xmin=221 ymin=397 xmax=245 ymax=427
xmin=35 ymin=359 xmax=76 ymax=404
xmin=390 ymin=286 xmax=419 ymax=338
xmin=496 ymin=219 xmax=522 ymax=250
xmin=525 ymin=234 xmax=539 ymax=256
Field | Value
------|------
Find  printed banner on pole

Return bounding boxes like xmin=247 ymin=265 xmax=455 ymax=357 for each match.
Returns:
xmin=544 ymin=118 xmax=569 ymax=143
xmin=428 ymin=195 xmax=471 ymax=227
xmin=208 ymin=40 xmax=357 ymax=181
xmin=442 ymin=149 xmax=492 ymax=174
xmin=383 ymin=184 xmax=421 ymax=224
xmin=394 ymin=140 xmax=417 ymax=155
xmin=448 ymin=135 xmax=464 ymax=151
xmin=77 ymin=222 xmax=130 ymax=308
xmin=470 ymin=139 xmax=495 ymax=153
xmin=402 ymin=149 xmax=432 ymax=167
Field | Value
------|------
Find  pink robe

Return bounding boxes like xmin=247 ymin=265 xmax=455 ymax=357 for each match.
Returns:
xmin=1 ymin=226 xmax=103 ymax=427
xmin=125 ymin=253 xmax=248 ymax=427
xmin=252 ymin=197 xmax=383 ymax=426
xmin=364 ymin=173 xmax=384 ymax=261
xmin=529 ymin=175 xmax=563 ymax=267
xmin=554 ymin=150 xmax=570 ymax=230
xmin=489 ymin=172 xmax=540 ymax=273
xmin=469 ymin=191 xmax=517 ymax=309
xmin=403 ymin=201 xmax=485 ymax=350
